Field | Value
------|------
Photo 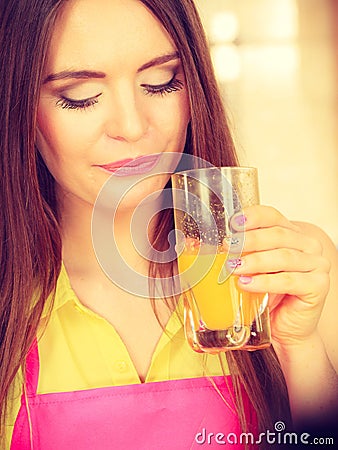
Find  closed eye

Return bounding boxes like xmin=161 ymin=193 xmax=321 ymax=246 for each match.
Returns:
xmin=56 ymin=93 xmax=102 ymax=110
xmin=141 ymin=76 xmax=184 ymax=96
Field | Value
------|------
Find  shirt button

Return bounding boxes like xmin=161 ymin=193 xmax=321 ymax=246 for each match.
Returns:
xmin=114 ymin=360 xmax=128 ymax=372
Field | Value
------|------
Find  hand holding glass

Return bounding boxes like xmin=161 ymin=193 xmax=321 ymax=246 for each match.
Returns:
xmin=171 ymin=167 xmax=271 ymax=354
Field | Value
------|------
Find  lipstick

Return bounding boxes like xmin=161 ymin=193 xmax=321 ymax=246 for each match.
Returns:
xmin=96 ymin=154 xmax=161 ymax=176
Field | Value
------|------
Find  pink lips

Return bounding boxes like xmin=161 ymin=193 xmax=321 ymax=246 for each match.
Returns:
xmin=96 ymin=154 xmax=161 ymax=176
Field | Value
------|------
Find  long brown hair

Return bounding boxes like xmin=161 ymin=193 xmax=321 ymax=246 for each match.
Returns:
xmin=0 ymin=0 xmax=291 ymax=446
xmin=0 ymin=0 xmax=63 ymax=442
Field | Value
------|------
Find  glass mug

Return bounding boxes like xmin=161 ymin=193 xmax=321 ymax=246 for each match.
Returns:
xmin=171 ymin=167 xmax=271 ymax=354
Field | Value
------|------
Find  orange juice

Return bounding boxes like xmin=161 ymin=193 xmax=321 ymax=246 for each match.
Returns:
xmin=178 ymin=246 xmax=270 ymax=352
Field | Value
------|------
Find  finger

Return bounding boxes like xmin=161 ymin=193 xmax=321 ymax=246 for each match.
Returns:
xmin=227 ymin=249 xmax=330 ymax=275
xmin=240 ymin=226 xmax=324 ymax=256
xmin=230 ymin=205 xmax=300 ymax=233
xmin=236 ymin=270 xmax=330 ymax=302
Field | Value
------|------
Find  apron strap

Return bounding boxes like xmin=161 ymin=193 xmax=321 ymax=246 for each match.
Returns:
xmin=24 ymin=339 xmax=40 ymax=396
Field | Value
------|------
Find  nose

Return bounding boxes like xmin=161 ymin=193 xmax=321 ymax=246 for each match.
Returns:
xmin=105 ymin=82 xmax=148 ymax=143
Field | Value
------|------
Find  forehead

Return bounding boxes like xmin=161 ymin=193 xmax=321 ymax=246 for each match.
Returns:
xmin=46 ymin=0 xmax=176 ymax=72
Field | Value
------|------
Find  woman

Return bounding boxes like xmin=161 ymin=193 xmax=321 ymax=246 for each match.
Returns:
xmin=0 ymin=0 xmax=337 ymax=448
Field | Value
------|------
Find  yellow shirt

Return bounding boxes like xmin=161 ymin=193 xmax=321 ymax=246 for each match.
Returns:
xmin=6 ymin=265 xmax=229 ymax=448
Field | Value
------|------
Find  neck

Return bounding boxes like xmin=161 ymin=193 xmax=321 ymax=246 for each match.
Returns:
xmin=59 ymin=192 xmax=160 ymax=285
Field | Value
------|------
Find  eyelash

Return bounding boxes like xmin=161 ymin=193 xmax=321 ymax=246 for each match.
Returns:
xmin=141 ymin=77 xmax=184 ymax=96
xmin=56 ymin=93 xmax=102 ymax=110
xmin=55 ymin=77 xmax=184 ymax=111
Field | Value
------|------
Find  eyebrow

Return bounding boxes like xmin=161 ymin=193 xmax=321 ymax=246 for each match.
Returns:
xmin=43 ymin=51 xmax=180 ymax=84
xmin=137 ymin=51 xmax=180 ymax=72
xmin=43 ymin=70 xmax=105 ymax=84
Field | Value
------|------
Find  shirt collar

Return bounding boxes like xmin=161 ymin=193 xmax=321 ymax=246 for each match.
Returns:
xmin=41 ymin=263 xmax=185 ymax=341
xmin=41 ymin=263 xmax=76 ymax=318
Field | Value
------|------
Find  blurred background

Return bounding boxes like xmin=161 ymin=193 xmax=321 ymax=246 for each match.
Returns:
xmin=194 ymin=0 xmax=338 ymax=245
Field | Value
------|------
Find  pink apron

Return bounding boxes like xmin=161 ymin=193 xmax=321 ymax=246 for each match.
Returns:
xmin=11 ymin=342 xmax=257 ymax=449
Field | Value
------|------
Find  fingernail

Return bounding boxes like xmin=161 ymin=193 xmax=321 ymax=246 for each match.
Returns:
xmin=227 ymin=258 xmax=242 ymax=269
xmin=239 ymin=275 xmax=252 ymax=284
xmin=234 ymin=214 xmax=247 ymax=226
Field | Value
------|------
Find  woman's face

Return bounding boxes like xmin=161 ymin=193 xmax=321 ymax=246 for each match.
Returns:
xmin=37 ymin=0 xmax=190 ymax=211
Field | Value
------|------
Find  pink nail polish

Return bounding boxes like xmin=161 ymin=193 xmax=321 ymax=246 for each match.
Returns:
xmin=239 ymin=275 xmax=252 ymax=284
xmin=227 ymin=258 xmax=242 ymax=269
xmin=234 ymin=214 xmax=247 ymax=226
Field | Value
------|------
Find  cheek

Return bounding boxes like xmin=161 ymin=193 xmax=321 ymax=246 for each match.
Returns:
xmin=36 ymin=112 xmax=63 ymax=174
xmin=36 ymin=108 xmax=87 ymax=189
xmin=37 ymin=108 xmax=79 ymax=155
xmin=36 ymin=105 xmax=71 ymax=162
xmin=171 ymin=107 xmax=190 ymax=150
xmin=36 ymin=109 xmax=57 ymax=150
xmin=173 ymin=95 xmax=190 ymax=142
xmin=36 ymin=105 xmax=96 ymax=172
xmin=153 ymin=96 xmax=190 ymax=147
xmin=37 ymin=93 xmax=106 ymax=147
